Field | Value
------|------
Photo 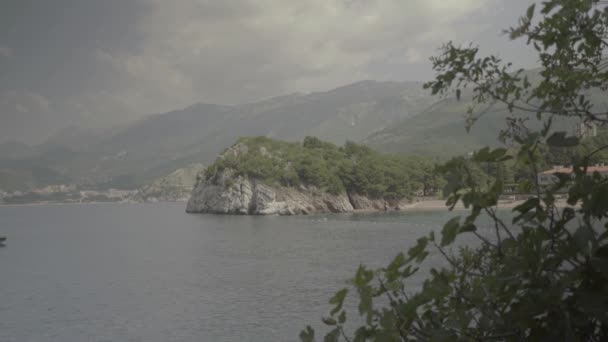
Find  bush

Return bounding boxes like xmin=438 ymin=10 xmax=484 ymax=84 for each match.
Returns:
xmin=301 ymin=1 xmax=608 ymax=341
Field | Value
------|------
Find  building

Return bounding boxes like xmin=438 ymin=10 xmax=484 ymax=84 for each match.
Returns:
xmin=538 ymin=165 xmax=608 ymax=187
xmin=574 ymin=122 xmax=598 ymax=139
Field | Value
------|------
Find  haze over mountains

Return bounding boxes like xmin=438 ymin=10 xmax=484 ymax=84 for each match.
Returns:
xmin=366 ymin=82 xmax=608 ymax=159
xmin=1 ymin=75 xmax=604 ymax=192
xmin=0 ymin=80 xmax=434 ymax=190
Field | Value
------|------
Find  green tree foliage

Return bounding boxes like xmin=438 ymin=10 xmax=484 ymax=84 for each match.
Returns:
xmin=204 ymin=136 xmax=442 ymax=199
xmin=302 ymin=1 xmax=608 ymax=340
xmin=546 ymin=129 xmax=608 ymax=166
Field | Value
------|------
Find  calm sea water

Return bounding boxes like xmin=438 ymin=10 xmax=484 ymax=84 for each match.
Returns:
xmin=0 ymin=202 xmax=463 ymax=342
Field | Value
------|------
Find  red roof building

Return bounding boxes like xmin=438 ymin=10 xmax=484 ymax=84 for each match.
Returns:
xmin=538 ymin=165 xmax=608 ymax=186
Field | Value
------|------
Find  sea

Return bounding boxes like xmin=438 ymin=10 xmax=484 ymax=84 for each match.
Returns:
xmin=0 ymin=202 xmax=472 ymax=342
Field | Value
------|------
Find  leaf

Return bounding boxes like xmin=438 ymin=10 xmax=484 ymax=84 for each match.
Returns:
xmin=353 ymin=265 xmax=374 ymax=288
xmin=459 ymin=223 xmax=477 ymax=234
xmin=322 ymin=317 xmax=337 ymax=326
xmin=547 ymin=131 xmax=579 ymax=147
xmin=526 ymin=3 xmax=535 ymax=20
xmin=489 ymin=148 xmax=510 ymax=162
xmin=386 ymin=253 xmax=407 ymax=281
xmin=329 ymin=288 xmax=348 ymax=316
xmin=513 ymin=197 xmax=539 ymax=214
xmin=541 ymin=116 xmax=554 ymax=137
xmin=300 ymin=326 xmax=315 ymax=342
xmin=513 ymin=197 xmax=541 ymax=224
xmin=358 ymin=285 xmax=374 ymax=323
xmin=573 ymin=225 xmax=597 ymax=253
xmin=408 ymin=237 xmax=429 ymax=263
xmin=387 ymin=253 xmax=406 ymax=273
xmin=473 ymin=147 xmax=491 ymax=162
xmin=441 ymin=216 xmax=461 ymax=247
xmin=324 ymin=328 xmax=340 ymax=342
xmin=353 ymin=327 xmax=373 ymax=342
xmin=473 ymin=147 xmax=510 ymax=163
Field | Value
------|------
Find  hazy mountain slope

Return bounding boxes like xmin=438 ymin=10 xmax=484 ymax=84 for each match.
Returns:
xmin=5 ymin=75 xmax=605 ymax=192
xmin=2 ymin=80 xmax=435 ymax=188
xmin=237 ymin=81 xmax=433 ymax=143
xmin=365 ymin=91 xmax=605 ymax=159
xmin=132 ymin=163 xmax=205 ymax=202
xmin=0 ymin=160 xmax=71 ymax=192
xmin=365 ymin=98 xmax=504 ymax=158
xmin=0 ymin=142 xmax=38 ymax=160
xmin=0 ymin=145 xmax=81 ymax=191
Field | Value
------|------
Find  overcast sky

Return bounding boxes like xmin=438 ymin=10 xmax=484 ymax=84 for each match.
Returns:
xmin=0 ymin=0 xmax=539 ymax=144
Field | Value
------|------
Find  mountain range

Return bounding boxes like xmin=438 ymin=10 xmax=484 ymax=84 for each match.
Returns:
xmin=366 ymin=86 xmax=608 ymax=159
xmin=0 ymin=80 xmax=434 ymax=190
xmin=1 ymin=76 xmax=602 ymax=192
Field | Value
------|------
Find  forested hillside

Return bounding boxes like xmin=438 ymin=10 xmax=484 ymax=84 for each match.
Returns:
xmin=204 ymin=136 xmax=443 ymax=199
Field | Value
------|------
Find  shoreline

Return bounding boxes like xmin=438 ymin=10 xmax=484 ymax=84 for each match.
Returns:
xmin=0 ymin=200 xmax=187 ymax=208
xmin=0 ymin=198 xmax=571 ymax=212
xmin=354 ymin=198 xmax=571 ymax=213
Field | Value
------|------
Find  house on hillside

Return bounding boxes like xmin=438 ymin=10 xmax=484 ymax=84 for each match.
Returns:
xmin=574 ymin=122 xmax=598 ymax=139
xmin=538 ymin=165 xmax=608 ymax=188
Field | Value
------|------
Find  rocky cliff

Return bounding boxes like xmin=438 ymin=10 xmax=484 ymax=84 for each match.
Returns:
xmin=186 ymin=139 xmax=417 ymax=215
xmin=186 ymin=170 xmax=412 ymax=215
xmin=186 ymin=169 xmax=352 ymax=215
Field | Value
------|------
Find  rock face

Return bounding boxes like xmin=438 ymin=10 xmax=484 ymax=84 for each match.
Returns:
xmin=347 ymin=192 xmax=388 ymax=211
xmin=346 ymin=193 xmax=413 ymax=212
xmin=186 ymin=141 xmax=414 ymax=215
xmin=186 ymin=168 xmax=412 ymax=216
xmin=186 ymin=169 xmax=354 ymax=215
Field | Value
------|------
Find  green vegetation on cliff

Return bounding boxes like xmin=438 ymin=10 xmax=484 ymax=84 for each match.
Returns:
xmin=204 ymin=136 xmax=443 ymax=199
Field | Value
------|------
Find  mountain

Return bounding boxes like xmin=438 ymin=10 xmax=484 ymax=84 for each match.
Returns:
xmin=0 ymin=142 xmax=37 ymax=160
xmin=365 ymin=89 xmax=608 ymax=159
xmin=0 ymin=145 xmax=76 ymax=191
xmin=132 ymin=164 xmax=206 ymax=202
xmin=4 ymin=74 xmax=607 ymax=193
xmin=365 ymin=97 xmax=509 ymax=159
xmin=0 ymin=80 xmax=436 ymax=190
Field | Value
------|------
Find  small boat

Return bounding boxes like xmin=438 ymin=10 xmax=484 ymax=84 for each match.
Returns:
xmin=0 ymin=237 xmax=6 ymax=246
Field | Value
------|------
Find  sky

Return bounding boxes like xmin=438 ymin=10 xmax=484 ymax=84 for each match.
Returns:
xmin=0 ymin=0 xmax=539 ymax=144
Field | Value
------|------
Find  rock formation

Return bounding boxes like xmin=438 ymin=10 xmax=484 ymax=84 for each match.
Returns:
xmin=186 ymin=169 xmax=412 ymax=215
xmin=186 ymin=169 xmax=355 ymax=215
xmin=186 ymin=141 xmax=414 ymax=215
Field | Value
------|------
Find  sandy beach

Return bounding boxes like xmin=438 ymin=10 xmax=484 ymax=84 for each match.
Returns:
xmin=399 ymin=198 xmax=571 ymax=211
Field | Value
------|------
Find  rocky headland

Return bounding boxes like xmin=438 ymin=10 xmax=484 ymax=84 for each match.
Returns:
xmin=186 ymin=137 xmax=433 ymax=215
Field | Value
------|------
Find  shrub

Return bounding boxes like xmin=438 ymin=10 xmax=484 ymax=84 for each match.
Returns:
xmin=301 ymin=1 xmax=608 ymax=340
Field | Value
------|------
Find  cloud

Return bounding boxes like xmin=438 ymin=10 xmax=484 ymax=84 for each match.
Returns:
xmin=0 ymin=90 xmax=50 ymax=114
xmin=0 ymin=0 xmax=539 ymax=143
xmin=0 ymin=90 xmax=56 ymax=143
xmin=0 ymin=45 xmax=13 ymax=58
xmin=93 ymin=0 xmax=496 ymax=107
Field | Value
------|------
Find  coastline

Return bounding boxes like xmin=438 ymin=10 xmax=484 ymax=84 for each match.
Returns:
xmin=393 ymin=198 xmax=571 ymax=211
xmin=354 ymin=198 xmax=572 ymax=213
xmin=0 ymin=198 xmax=571 ymax=211
xmin=0 ymin=200 xmax=187 ymax=208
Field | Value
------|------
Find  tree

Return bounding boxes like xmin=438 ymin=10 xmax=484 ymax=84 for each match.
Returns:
xmin=204 ymin=137 xmax=430 ymax=199
xmin=302 ymin=1 xmax=608 ymax=341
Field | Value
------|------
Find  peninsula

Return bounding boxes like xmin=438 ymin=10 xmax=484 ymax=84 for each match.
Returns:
xmin=186 ymin=137 xmax=439 ymax=215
